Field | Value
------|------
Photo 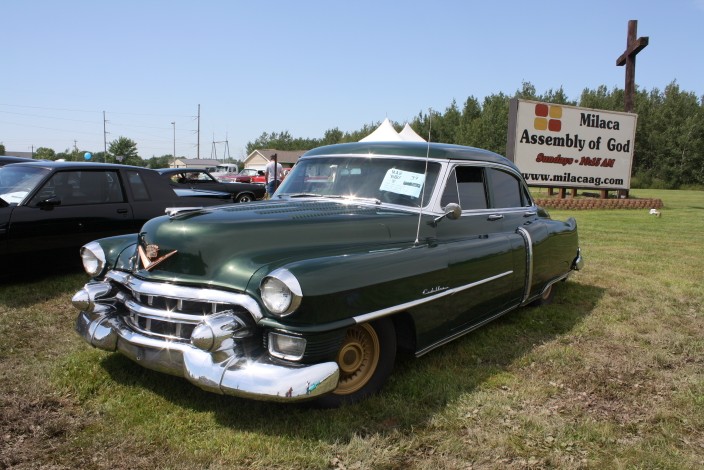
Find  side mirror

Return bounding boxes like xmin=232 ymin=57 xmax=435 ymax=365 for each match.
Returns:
xmin=37 ymin=197 xmax=61 ymax=209
xmin=444 ymin=203 xmax=462 ymax=220
xmin=428 ymin=202 xmax=462 ymax=227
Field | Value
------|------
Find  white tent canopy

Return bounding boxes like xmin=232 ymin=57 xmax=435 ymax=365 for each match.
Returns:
xmin=359 ymin=119 xmax=426 ymax=142
xmin=399 ymin=122 xmax=426 ymax=142
xmin=359 ymin=118 xmax=403 ymax=142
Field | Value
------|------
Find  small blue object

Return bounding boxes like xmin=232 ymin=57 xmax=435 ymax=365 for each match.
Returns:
xmin=84 ymin=152 xmax=92 ymax=160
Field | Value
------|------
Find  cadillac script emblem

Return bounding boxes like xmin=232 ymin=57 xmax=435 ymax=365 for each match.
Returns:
xmin=138 ymin=244 xmax=177 ymax=271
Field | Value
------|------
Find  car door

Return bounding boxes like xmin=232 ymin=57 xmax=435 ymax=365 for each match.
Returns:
xmin=7 ymin=170 xmax=133 ymax=254
xmin=435 ymin=165 xmax=516 ymax=333
xmin=484 ymin=166 xmax=550 ymax=304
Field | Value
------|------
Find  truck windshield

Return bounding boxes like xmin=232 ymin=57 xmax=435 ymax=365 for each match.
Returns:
xmin=276 ymin=156 xmax=441 ymax=208
xmin=0 ymin=166 xmax=50 ymax=205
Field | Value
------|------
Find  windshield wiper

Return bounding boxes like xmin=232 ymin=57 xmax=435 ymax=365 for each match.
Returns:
xmin=285 ymin=194 xmax=380 ymax=204
xmin=341 ymin=195 xmax=381 ymax=204
xmin=287 ymin=193 xmax=325 ymax=198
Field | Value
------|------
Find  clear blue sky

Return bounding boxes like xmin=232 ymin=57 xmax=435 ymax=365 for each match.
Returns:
xmin=3 ymin=0 xmax=703 ymax=160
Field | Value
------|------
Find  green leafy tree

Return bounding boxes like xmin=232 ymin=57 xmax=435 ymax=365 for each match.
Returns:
xmin=321 ymin=128 xmax=344 ymax=146
xmin=34 ymin=147 xmax=56 ymax=160
xmin=455 ymin=96 xmax=482 ymax=146
xmin=0 ymin=143 xmax=5 ymax=155
xmin=433 ymin=100 xmax=461 ymax=144
xmin=146 ymin=155 xmax=174 ymax=169
xmin=243 ymin=81 xmax=704 ymax=189
xmin=108 ymin=137 xmax=142 ymax=166
xmin=55 ymin=150 xmax=72 ymax=161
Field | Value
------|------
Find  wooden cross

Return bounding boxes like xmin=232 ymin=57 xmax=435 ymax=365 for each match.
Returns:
xmin=616 ymin=20 xmax=649 ymax=113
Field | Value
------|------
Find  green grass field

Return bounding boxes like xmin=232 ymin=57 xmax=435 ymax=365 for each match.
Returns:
xmin=1 ymin=189 xmax=702 ymax=469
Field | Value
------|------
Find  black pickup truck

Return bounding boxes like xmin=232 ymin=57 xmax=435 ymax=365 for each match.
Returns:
xmin=0 ymin=161 xmax=231 ymax=260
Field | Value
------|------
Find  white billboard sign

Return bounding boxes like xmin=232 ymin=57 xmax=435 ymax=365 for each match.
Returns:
xmin=507 ymin=99 xmax=637 ymax=190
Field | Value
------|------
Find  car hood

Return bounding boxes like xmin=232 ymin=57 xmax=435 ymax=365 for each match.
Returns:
xmin=134 ymin=199 xmax=425 ymax=290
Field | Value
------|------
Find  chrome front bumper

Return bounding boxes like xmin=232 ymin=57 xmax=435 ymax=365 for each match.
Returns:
xmin=74 ymin=310 xmax=340 ymax=402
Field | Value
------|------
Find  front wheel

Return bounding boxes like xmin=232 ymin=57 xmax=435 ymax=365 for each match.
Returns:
xmin=316 ymin=318 xmax=396 ymax=407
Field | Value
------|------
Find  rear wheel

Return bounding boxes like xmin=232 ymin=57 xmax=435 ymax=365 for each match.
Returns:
xmin=236 ymin=193 xmax=254 ymax=203
xmin=317 ymin=318 xmax=396 ymax=407
xmin=530 ymin=283 xmax=555 ymax=307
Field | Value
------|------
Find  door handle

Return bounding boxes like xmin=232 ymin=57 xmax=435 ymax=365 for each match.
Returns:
xmin=523 ymin=211 xmax=537 ymax=217
xmin=487 ymin=214 xmax=504 ymax=221
xmin=117 ymin=208 xmax=129 ymax=214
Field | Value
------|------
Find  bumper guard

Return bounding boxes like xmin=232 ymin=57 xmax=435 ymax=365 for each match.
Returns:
xmin=75 ymin=310 xmax=339 ymax=402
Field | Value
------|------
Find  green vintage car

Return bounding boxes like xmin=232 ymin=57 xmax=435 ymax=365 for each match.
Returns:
xmin=72 ymin=142 xmax=583 ymax=406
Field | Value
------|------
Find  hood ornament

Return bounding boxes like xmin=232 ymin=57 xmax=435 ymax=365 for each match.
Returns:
xmin=138 ymin=244 xmax=177 ymax=271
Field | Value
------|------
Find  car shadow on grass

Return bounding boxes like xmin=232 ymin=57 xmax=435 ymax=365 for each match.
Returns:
xmin=0 ymin=260 xmax=86 ymax=308
xmin=98 ymin=280 xmax=605 ymax=444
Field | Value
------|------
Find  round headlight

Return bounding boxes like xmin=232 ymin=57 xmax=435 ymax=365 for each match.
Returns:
xmin=80 ymin=242 xmax=106 ymax=277
xmin=260 ymin=269 xmax=302 ymax=316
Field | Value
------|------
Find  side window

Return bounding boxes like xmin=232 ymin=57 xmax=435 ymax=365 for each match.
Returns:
xmin=29 ymin=172 xmax=67 ymax=205
xmin=126 ymin=170 xmax=151 ymax=201
xmin=487 ymin=168 xmax=524 ymax=208
xmin=440 ymin=166 xmax=487 ymax=210
xmin=104 ymin=172 xmax=126 ymax=202
xmin=81 ymin=171 xmax=125 ymax=203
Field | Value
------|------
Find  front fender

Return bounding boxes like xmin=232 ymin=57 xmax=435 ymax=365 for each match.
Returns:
xmin=250 ymin=242 xmax=447 ymax=327
xmin=88 ymin=234 xmax=138 ymax=276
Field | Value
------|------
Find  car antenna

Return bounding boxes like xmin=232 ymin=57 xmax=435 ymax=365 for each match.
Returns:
xmin=414 ymin=109 xmax=432 ymax=246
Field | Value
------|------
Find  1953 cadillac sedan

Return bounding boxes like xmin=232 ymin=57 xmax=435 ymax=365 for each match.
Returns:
xmin=72 ymin=141 xmax=583 ymax=407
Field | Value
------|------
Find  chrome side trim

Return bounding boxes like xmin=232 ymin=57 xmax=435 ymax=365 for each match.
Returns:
xmin=107 ymin=270 xmax=264 ymax=321
xmin=416 ymin=302 xmax=520 ymax=357
xmin=516 ymin=227 xmax=533 ymax=305
xmin=352 ymin=271 xmax=513 ymax=325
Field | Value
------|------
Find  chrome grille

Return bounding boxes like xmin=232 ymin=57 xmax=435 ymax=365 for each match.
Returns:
xmin=106 ymin=271 xmax=262 ymax=342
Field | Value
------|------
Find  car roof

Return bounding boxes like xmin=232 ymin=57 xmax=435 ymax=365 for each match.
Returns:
xmin=0 ymin=156 xmax=37 ymax=165
xmin=155 ymin=168 xmax=211 ymax=174
xmin=3 ymin=160 xmax=151 ymax=171
xmin=302 ymin=141 xmax=517 ymax=170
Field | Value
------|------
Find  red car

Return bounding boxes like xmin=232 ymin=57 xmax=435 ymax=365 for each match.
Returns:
xmin=221 ymin=168 xmax=266 ymax=184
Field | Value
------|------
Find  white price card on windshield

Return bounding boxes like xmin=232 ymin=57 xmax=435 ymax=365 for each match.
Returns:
xmin=379 ymin=169 xmax=425 ymax=198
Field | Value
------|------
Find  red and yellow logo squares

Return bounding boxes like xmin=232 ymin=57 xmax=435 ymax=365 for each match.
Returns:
xmin=534 ymin=104 xmax=562 ymax=132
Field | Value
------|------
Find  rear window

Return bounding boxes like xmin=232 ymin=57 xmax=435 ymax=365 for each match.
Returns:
xmin=126 ymin=170 xmax=151 ymax=201
xmin=487 ymin=168 xmax=525 ymax=208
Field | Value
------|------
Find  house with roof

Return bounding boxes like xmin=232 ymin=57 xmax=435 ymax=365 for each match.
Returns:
xmin=170 ymin=158 xmax=222 ymax=170
xmin=239 ymin=120 xmax=424 ymax=172
xmin=243 ymin=149 xmax=305 ymax=171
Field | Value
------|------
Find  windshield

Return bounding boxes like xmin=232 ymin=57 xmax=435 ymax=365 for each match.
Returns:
xmin=276 ymin=156 xmax=441 ymax=208
xmin=0 ymin=166 xmax=50 ymax=204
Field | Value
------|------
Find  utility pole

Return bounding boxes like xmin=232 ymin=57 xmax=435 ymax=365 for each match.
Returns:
xmin=197 ymin=104 xmax=201 ymax=159
xmin=103 ymin=111 xmax=108 ymax=162
xmin=171 ymin=121 xmax=176 ymax=160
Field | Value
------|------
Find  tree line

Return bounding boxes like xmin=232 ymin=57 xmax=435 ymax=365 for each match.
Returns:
xmin=246 ymin=81 xmax=704 ymax=189
xmin=3 ymin=81 xmax=702 ymax=188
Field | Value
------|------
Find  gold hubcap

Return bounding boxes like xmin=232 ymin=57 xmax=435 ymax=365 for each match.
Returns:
xmin=333 ymin=324 xmax=380 ymax=395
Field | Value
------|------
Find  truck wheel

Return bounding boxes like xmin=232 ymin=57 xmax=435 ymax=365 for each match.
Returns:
xmin=317 ymin=318 xmax=396 ymax=407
